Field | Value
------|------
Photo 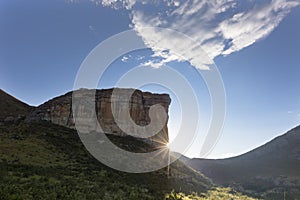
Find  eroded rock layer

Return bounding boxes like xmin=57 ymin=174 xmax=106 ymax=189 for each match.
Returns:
xmin=27 ymin=88 xmax=171 ymax=148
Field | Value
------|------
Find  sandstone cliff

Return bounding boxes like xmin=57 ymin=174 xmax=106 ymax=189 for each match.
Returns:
xmin=27 ymin=88 xmax=171 ymax=147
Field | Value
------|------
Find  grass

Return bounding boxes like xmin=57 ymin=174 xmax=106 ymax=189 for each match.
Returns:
xmin=165 ymin=188 xmax=256 ymax=200
xmin=0 ymin=122 xmax=255 ymax=199
xmin=0 ymin=89 xmax=31 ymax=121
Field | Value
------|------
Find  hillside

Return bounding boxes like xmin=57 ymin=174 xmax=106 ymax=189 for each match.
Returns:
xmin=0 ymin=122 xmax=257 ymax=199
xmin=0 ymin=89 xmax=31 ymax=122
xmin=0 ymin=89 xmax=255 ymax=199
xmin=187 ymin=126 xmax=300 ymax=199
xmin=0 ymin=122 xmax=206 ymax=199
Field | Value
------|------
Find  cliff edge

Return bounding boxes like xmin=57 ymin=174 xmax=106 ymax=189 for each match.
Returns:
xmin=27 ymin=88 xmax=171 ymax=148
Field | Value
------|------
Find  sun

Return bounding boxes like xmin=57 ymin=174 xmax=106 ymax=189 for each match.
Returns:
xmin=166 ymin=142 xmax=170 ymax=148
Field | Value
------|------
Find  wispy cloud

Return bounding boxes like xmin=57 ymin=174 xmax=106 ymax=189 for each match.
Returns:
xmin=89 ymin=0 xmax=300 ymax=69
xmin=89 ymin=25 xmax=96 ymax=31
xmin=121 ymin=55 xmax=129 ymax=62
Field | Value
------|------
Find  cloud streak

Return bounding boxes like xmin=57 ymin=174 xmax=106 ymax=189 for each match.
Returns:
xmin=92 ymin=0 xmax=300 ymax=69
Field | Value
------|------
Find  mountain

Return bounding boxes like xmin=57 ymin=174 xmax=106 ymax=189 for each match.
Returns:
xmin=26 ymin=88 xmax=171 ymax=149
xmin=186 ymin=126 xmax=300 ymax=199
xmin=0 ymin=89 xmax=32 ymax=122
xmin=0 ymin=89 xmax=255 ymax=199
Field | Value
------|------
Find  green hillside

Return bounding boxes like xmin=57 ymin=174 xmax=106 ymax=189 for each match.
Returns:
xmin=0 ymin=121 xmax=255 ymax=200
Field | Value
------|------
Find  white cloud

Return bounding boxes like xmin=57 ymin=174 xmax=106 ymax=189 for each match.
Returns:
xmin=93 ymin=0 xmax=138 ymax=9
xmin=121 ymin=54 xmax=134 ymax=62
xmin=132 ymin=16 xmax=212 ymax=69
xmin=219 ymin=0 xmax=300 ymax=55
xmin=91 ymin=0 xmax=300 ymax=69
xmin=121 ymin=55 xmax=129 ymax=62
xmin=141 ymin=59 xmax=165 ymax=68
xmin=136 ymin=55 xmax=145 ymax=60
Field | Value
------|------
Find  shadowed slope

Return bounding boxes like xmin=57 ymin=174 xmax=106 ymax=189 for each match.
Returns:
xmin=0 ymin=89 xmax=32 ymax=122
xmin=0 ymin=122 xmax=212 ymax=199
xmin=187 ymin=125 xmax=300 ymax=199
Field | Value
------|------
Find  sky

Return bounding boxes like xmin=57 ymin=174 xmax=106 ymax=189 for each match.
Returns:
xmin=1 ymin=0 xmax=300 ymax=158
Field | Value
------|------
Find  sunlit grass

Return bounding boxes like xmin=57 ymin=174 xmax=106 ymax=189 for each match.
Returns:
xmin=165 ymin=188 xmax=257 ymax=200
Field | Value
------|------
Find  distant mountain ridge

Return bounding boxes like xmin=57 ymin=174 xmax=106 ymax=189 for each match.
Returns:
xmin=186 ymin=125 xmax=300 ymax=199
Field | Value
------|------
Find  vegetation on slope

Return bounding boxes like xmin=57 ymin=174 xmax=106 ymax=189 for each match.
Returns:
xmin=0 ymin=89 xmax=31 ymax=122
xmin=187 ymin=125 xmax=300 ymax=199
xmin=165 ymin=187 xmax=256 ymax=200
xmin=0 ymin=122 xmax=254 ymax=199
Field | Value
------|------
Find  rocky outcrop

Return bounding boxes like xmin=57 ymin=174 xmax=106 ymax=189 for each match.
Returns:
xmin=27 ymin=88 xmax=171 ymax=147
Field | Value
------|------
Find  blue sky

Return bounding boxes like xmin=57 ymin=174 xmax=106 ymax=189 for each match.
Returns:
xmin=1 ymin=0 xmax=300 ymax=158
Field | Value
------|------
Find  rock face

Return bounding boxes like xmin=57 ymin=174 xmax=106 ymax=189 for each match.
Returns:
xmin=27 ymin=88 xmax=171 ymax=147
